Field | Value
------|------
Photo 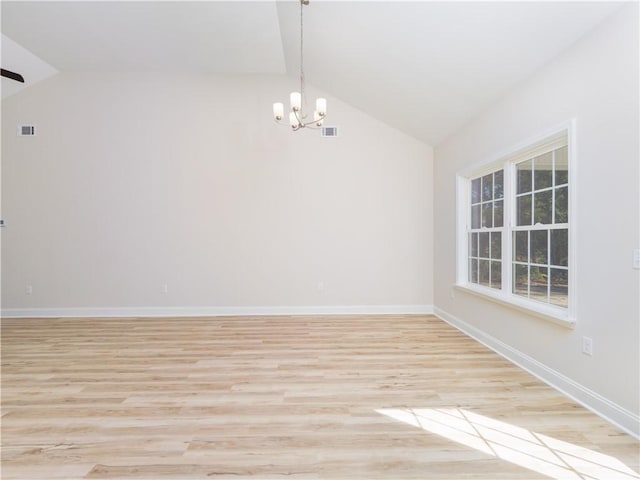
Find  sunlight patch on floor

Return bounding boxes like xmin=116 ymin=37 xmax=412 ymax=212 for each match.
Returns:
xmin=376 ymin=407 xmax=639 ymax=480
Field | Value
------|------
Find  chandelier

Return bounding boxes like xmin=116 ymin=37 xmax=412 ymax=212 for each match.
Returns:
xmin=272 ymin=0 xmax=326 ymax=130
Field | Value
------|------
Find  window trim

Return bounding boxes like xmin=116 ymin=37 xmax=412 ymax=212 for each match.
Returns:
xmin=455 ymin=120 xmax=576 ymax=328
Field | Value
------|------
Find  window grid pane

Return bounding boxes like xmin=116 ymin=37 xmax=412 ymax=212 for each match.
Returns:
xmin=550 ymin=268 xmax=568 ymax=307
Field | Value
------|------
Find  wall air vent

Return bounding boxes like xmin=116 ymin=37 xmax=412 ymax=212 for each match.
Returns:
xmin=17 ymin=125 xmax=36 ymax=136
xmin=321 ymin=126 xmax=338 ymax=137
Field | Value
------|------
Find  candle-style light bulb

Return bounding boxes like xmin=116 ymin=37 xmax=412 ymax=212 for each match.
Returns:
xmin=273 ymin=102 xmax=284 ymax=120
xmin=290 ymin=92 xmax=302 ymax=112
xmin=315 ymin=98 xmax=327 ymax=116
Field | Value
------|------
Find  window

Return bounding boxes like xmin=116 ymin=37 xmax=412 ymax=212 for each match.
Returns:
xmin=513 ymin=146 xmax=569 ymax=307
xmin=468 ymin=170 xmax=504 ymax=289
xmin=456 ymin=125 xmax=573 ymax=325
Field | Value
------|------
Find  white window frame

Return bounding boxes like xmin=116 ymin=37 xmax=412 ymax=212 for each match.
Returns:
xmin=455 ymin=120 xmax=576 ymax=327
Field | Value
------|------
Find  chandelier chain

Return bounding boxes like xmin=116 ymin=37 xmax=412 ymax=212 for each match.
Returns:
xmin=299 ymin=0 xmax=306 ymax=119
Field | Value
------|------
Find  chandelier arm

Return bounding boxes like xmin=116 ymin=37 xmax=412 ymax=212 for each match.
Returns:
xmin=298 ymin=116 xmax=327 ymax=129
xmin=295 ymin=109 xmax=326 ymax=129
xmin=293 ymin=108 xmax=303 ymax=127
xmin=300 ymin=123 xmax=323 ymax=130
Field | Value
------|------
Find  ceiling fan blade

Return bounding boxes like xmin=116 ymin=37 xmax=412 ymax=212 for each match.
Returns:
xmin=1 ymin=69 xmax=25 ymax=83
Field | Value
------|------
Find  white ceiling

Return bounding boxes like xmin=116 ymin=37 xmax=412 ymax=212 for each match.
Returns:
xmin=1 ymin=1 xmax=624 ymax=145
xmin=1 ymin=34 xmax=57 ymax=99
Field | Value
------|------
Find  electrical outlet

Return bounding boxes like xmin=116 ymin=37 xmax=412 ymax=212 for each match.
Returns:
xmin=633 ymin=249 xmax=640 ymax=269
xmin=25 ymin=285 xmax=33 ymax=295
xmin=582 ymin=337 xmax=593 ymax=356
xmin=161 ymin=284 xmax=168 ymax=294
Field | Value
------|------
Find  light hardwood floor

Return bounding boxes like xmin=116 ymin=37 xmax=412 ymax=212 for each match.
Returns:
xmin=1 ymin=315 xmax=638 ymax=479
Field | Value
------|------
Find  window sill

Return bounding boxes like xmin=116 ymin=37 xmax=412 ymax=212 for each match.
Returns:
xmin=454 ymin=283 xmax=575 ymax=329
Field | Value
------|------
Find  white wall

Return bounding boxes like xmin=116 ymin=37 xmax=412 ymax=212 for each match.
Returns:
xmin=1 ymin=73 xmax=434 ymax=315
xmin=434 ymin=4 xmax=639 ymax=435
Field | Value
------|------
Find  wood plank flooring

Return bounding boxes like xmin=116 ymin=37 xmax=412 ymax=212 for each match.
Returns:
xmin=1 ymin=315 xmax=638 ymax=479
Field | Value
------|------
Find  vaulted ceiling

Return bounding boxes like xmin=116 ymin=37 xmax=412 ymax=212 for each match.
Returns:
xmin=1 ymin=1 xmax=624 ymax=145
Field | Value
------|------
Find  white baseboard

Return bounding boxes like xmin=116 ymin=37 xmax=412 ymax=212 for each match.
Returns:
xmin=434 ymin=306 xmax=640 ymax=440
xmin=1 ymin=304 xmax=434 ymax=319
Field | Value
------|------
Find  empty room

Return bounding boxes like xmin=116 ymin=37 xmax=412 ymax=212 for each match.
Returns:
xmin=1 ymin=1 xmax=639 ymax=479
